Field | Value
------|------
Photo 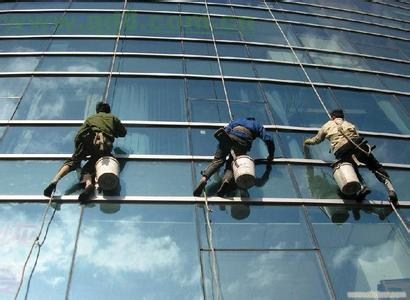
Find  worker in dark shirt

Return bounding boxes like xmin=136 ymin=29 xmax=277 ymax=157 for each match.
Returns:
xmin=43 ymin=102 xmax=127 ymax=201
xmin=193 ymin=117 xmax=275 ymax=197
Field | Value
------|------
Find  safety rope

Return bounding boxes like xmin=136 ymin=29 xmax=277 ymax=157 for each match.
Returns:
xmin=263 ymin=1 xmax=331 ymax=119
xmin=103 ymin=0 xmax=128 ymax=103
xmin=14 ymin=192 xmax=57 ymax=300
xmin=203 ymin=192 xmax=221 ymax=300
xmin=204 ymin=0 xmax=234 ymax=121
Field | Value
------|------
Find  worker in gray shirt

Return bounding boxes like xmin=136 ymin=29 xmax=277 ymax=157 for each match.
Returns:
xmin=304 ymin=109 xmax=397 ymax=204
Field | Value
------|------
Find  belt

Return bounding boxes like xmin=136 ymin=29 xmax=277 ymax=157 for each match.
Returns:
xmin=232 ymin=126 xmax=253 ymax=139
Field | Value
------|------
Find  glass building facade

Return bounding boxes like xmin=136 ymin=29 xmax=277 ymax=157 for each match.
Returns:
xmin=0 ymin=0 xmax=409 ymax=299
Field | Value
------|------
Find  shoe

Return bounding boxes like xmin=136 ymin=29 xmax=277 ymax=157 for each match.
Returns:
xmin=79 ymin=185 xmax=94 ymax=204
xmin=355 ymin=186 xmax=371 ymax=202
xmin=216 ymin=181 xmax=230 ymax=198
xmin=43 ymin=182 xmax=57 ymax=197
xmin=388 ymin=190 xmax=398 ymax=205
xmin=193 ymin=177 xmax=207 ymax=197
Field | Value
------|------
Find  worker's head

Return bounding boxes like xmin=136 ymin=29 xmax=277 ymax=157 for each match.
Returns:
xmin=96 ymin=102 xmax=111 ymax=113
xmin=330 ymin=109 xmax=344 ymax=119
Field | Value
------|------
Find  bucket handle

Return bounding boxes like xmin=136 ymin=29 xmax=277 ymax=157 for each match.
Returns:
xmin=230 ymin=150 xmax=239 ymax=168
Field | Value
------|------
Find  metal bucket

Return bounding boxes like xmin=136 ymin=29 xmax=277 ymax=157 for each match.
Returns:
xmin=322 ymin=206 xmax=349 ymax=224
xmin=231 ymin=204 xmax=250 ymax=220
xmin=332 ymin=162 xmax=361 ymax=195
xmin=95 ymin=156 xmax=120 ymax=191
xmin=232 ymin=155 xmax=255 ymax=189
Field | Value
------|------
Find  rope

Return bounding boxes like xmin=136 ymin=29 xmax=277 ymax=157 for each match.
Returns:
xmin=204 ymin=0 xmax=233 ymax=121
xmin=203 ymin=192 xmax=221 ymax=300
xmin=389 ymin=201 xmax=410 ymax=234
xmin=103 ymin=0 xmax=128 ymax=103
xmin=14 ymin=192 xmax=57 ymax=300
xmin=263 ymin=1 xmax=331 ymax=119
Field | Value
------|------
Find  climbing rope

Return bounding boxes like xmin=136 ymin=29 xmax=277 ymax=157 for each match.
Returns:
xmin=203 ymin=192 xmax=222 ymax=300
xmin=14 ymin=192 xmax=57 ymax=300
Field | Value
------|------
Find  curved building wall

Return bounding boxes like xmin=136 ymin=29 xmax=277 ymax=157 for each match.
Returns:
xmin=0 ymin=1 xmax=409 ymax=299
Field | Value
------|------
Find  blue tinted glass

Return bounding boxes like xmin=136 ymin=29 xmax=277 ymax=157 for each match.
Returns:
xmin=211 ymin=17 xmax=242 ymax=41
xmin=308 ymin=206 xmax=410 ymax=299
xmin=230 ymin=101 xmax=270 ymax=124
xmin=120 ymin=39 xmax=181 ymax=54
xmin=380 ymin=75 xmax=410 ymax=93
xmin=70 ymin=204 xmax=201 ymax=300
xmin=0 ymin=56 xmax=39 ymax=72
xmin=217 ymin=43 xmax=248 ymax=57
xmin=180 ymin=3 xmax=206 ymax=13
xmin=0 ymin=39 xmax=48 ymax=52
xmin=118 ymin=161 xmax=192 ymax=196
xmin=14 ymin=77 xmax=106 ymax=120
xmin=190 ymin=99 xmax=231 ymax=122
xmin=222 ymin=60 xmax=255 ymax=77
xmin=183 ymin=41 xmax=216 ymax=56
xmin=57 ymin=13 xmax=121 ymax=35
xmin=114 ymin=127 xmax=189 ymax=155
xmin=0 ymin=98 xmax=19 ymax=120
xmin=70 ymin=1 xmax=123 ymax=9
xmin=0 ymin=13 xmax=63 ymax=24
xmin=240 ymin=19 xmax=286 ymax=44
xmin=0 ymin=24 xmax=56 ymax=36
xmin=0 ymin=126 xmax=75 ymax=154
xmin=0 ymin=77 xmax=30 ymax=97
xmin=185 ymin=58 xmax=220 ymax=75
xmin=263 ymin=83 xmax=329 ymax=127
xmin=127 ymin=2 xmax=178 ymax=11
xmin=15 ymin=2 xmax=70 ymax=9
xmin=365 ymin=57 xmax=410 ymax=76
xmin=365 ymin=136 xmax=410 ymax=165
xmin=38 ymin=56 xmax=112 ymax=72
xmin=187 ymin=79 xmax=225 ymax=100
xmin=208 ymin=5 xmax=234 ymax=15
xmin=314 ymin=68 xmax=384 ymax=90
xmin=199 ymin=205 xmax=313 ymax=249
xmin=202 ymin=251 xmax=331 ymax=300
xmin=182 ymin=15 xmax=212 ymax=39
xmin=109 ymin=77 xmax=186 ymax=121
xmin=256 ymin=62 xmax=306 ymax=81
xmin=396 ymin=95 xmax=410 ymax=114
xmin=49 ymin=39 xmax=116 ymax=52
xmin=225 ymin=80 xmax=264 ymax=102
xmin=306 ymin=51 xmax=368 ymax=69
xmin=116 ymin=57 xmax=183 ymax=73
xmin=0 ymin=203 xmax=80 ymax=300
xmin=234 ymin=7 xmax=271 ymax=18
xmin=249 ymin=45 xmax=296 ymax=61
xmin=123 ymin=13 xmax=180 ymax=37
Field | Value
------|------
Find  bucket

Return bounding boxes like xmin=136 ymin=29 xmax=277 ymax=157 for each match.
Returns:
xmin=231 ymin=204 xmax=250 ymax=220
xmin=332 ymin=162 xmax=361 ymax=195
xmin=232 ymin=155 xmax=255 ymax=189
xmin=95 ymin=156 xmax=120 ymax=191
xmin=100 ymin=203 xmax=121 ymax=214
xmin=322 ymin=206 xmax=349 ymax=224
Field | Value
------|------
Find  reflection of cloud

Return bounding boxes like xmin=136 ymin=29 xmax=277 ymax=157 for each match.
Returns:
xmin=332 ymin=245 xmax=355 ymax=269
xmin=247 ymin=252 xmax=288 ymax=288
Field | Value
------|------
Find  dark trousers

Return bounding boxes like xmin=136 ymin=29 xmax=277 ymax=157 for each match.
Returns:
xmin=201 ymin=134 xmax=251 ymax=179
xmin=334 ymin=139 xmax=389 ymax=184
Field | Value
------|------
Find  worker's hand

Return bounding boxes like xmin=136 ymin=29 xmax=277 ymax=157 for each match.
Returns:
xmin=303 ymin=138 xmax=310 ymax=147
xmin=266 ymin=155 xmax=274 ymax=164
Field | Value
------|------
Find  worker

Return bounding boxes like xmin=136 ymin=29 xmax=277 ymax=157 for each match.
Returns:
xmin=43 ymin=102 xmax=127 ymax=202
xmin=303 ymin=109 xmax=398 ymax=204
xmin=193 ymin=117 xmax=275 ymax=197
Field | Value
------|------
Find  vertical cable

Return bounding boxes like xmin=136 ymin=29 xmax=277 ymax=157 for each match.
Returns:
xmin=390 ymin=202 xmax=410 ymax=233
xmin=103 ymin=0 xmax=128 ymax=103
xmin=263 ymin=1 xmax=331 ymax=119
xmin=204 ymin=0 xmax=233 ymax=121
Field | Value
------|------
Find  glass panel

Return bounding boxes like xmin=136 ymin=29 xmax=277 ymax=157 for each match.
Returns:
xmin=396 ymin=95 xmax=410 ymax=114
xmin=234 ymin=7 xmax=271 ymax=18
xmin=37 ymin=56 xmax=112 ymax=72
xmin=230 ymin=101 xmax=270 ymax=124
xmin=305 ymin=51 xmax=368 ymax=69
xmin=241 ymin=19 xmax=286 ymax=44
xmin=70 ymin=204 xmax=202 ymax=299
xmin=13 ymin=77 xmax=106 ymax=120
xmin=114 ymin=127 xmax=189 ymax=155
xmin=185 ymin=58 xmax=220 ymax=75
xmin=127 ymin=1 xmax=178 ymax=11
xmin=326 ymin=89 xmax=410 ymax=134
xmin=0 ymin=39 xmax=48 ymax=52
xmin=187 ymin=79 xmax=225 ymax=100
xmin=0 ymin=77 xmax=30 ymax=97
xmin=380 ymin=76 xmax=410 ymax=93
xmin=216 ymin=43 xmax=248 ymax=57
xmin=57 ymin=13 xmax=121 ymax=35
xmin=118 ymin=161 xmax=192 ymax=196
xmin=309 ymin=206 xmax=410 ymax=299
xmin=248 ymin=45 xmax=296 ymax=62
xmin=190 ymin=99 xmax=231 ymax=122
xmin=180 ymin=3 xmax=206 ymax=14
xmin=208 ymin=5 xmax=234 ymax=15
xmin=0 ymin=98 xmax=19 ymax=120
xmin=199 ymin=205 xmax=313 ymax=249
xmin=211 ymin=16 xmax=242 ymax=41
xmin=70 ymin=1 xmax=123 ymax=9
xmin=255 ymin=62 xmax=306 ymax=81
xmin=0 ymin=56 xmax=39 ymax=72
xmin=0 ymin=24 xmax=56 ymax=36
xmin=15 ymin=2 xmax=70 ymax=9
xmin=48 ymin=38 xmax=116 ymax=52
xmin=109 ymin=77 xmax=186 ymax=121
xmin=263 ymin=83 xmax=329 ymax=127
xmin=183 ymin=41 xmax=215 ymax=56
xmin=0 ymin=126 xmax=75 ymax=154
xmin=0 ymin=13 xmax=63 ymax=24
xmin=365 ymin=136 xmax=410 ymax=165
xmin=225 ymin=80 xmax=264 ymax=102
xmin=202 ymin=251 xmax=331 ymax=300
xmin=123 ymin=13 xmax=180 ymax=37
xmin=0 ymin=203 xmax=79 ymax=300
xmin=115 ymin=57 xmax=183 ymax=74
xmin=195 ymin=162 xmax=297 ymax=198
xmin=0 ymin=160 xmax=81 ymax=196
xmin=120 ymin=39 xmax=181 ymax=54
xmin=365 ymin=57 xmax=410 ymax=76
xmin=182 ymin=15 xmax=212 ymax=39
xmin=221 ymin=60 xmax=255 ymax=77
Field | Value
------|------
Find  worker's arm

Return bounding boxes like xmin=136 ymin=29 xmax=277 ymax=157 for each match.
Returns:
xmin=114 ymin=117 xmax=127 ymax=138
xmin=257 ymin=125 xmax=275 ymax=161
xmin=304 ymin=125 xmax=327 ymax=146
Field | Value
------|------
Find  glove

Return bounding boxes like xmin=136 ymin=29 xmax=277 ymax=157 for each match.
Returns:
xmin=266 ymin=155 xmax=274 ymax=163
xmin=303 ymin=138 xmax=310 ymax=147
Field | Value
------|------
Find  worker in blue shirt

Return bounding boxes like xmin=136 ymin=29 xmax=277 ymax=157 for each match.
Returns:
xmin=193 ymin=117 xmax=275 ymax=197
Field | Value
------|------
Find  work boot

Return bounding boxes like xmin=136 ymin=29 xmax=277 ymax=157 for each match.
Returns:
xmin=355 ymin=186 xmax=371 ymax=202
xmin=193 ymin=176 xmax=207 ymax=197
xmin=384 ymin=179 xmax=398 ymax=205
xmin=43 ymin=181 xmax=57 ymax=197
xmin=79 ymin=185 xmax=95 ymax=204
xmin=216 ymin=181 xmax=230 ymax=198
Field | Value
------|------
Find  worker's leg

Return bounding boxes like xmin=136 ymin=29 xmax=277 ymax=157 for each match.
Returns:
xmin=78 ymin=173 xmax=95 ymax=203
xmin=217 ymin=168 xmax=235 ymax=197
